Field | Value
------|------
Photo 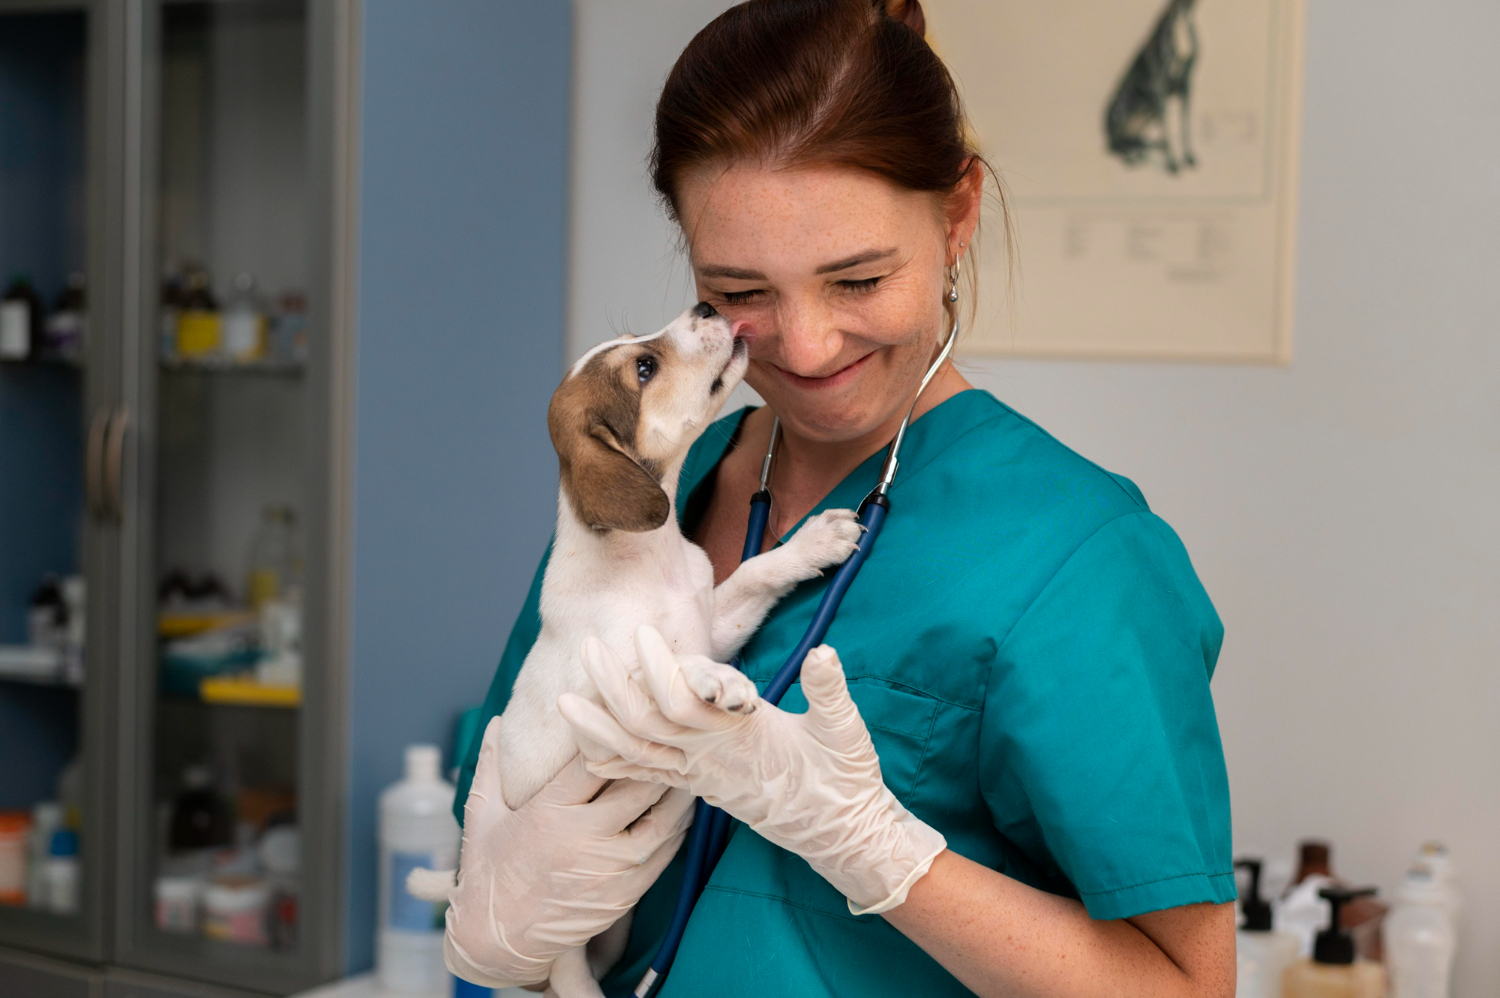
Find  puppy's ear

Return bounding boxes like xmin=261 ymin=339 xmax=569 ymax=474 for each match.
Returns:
xmin=550 ymin=361 xmax=671 ymax=533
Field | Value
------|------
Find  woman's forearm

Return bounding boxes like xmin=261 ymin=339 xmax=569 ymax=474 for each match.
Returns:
xmin=882 ymin=850 xmax=1236 ymax=998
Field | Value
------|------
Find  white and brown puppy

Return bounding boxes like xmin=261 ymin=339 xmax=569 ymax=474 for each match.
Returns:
xmin=419 ymin=303 xmax=862 ymax=997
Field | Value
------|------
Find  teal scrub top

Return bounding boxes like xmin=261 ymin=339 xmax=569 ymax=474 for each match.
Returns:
xmin=455 ymin=389 xmax=1234 ymax=998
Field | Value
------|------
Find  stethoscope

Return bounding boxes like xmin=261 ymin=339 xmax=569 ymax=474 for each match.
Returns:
xmin=635 ymin=278 xmax=962 ymax=997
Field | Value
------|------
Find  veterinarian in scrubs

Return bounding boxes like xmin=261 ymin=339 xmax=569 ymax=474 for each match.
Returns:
xmin=450 ymin=1 xmax=1236 ymax=996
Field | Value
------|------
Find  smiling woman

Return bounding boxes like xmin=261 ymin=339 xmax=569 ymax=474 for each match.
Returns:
xmin=684 ymin=165 xmax=967 ymax=430
xmin=451 ymin=3 xmax=1238 ymax=997
xmin=680 ymin=162 xmax=981 ymax=571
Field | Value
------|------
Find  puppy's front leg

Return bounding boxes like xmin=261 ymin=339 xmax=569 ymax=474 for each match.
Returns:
xmin=710 ymin=508 xmax=861 ymax=660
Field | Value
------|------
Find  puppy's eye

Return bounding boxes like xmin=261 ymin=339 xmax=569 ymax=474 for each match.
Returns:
xmin=636 ymin=355 xmax=657 ymax=384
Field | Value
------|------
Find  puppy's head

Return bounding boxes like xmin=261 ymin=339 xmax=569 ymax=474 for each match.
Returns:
xmin=549 ymin=303 xmax=748 ymax=533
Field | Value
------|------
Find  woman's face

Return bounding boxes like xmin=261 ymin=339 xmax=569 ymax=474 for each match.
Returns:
xmin=677 ymin=161 xmax=971 ymax=443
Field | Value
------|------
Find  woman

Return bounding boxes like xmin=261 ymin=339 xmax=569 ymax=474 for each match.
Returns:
xmin=448 ymin=1 xmax=1236 ymax=995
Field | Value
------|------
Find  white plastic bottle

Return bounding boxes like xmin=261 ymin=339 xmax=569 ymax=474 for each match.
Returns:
xmin=1386 ymin=864 xmax=1456 ymax=998
xmin=27 ymin=802 xmax=64 ymax=908
xmin=378 ymin=745 xmax=460 ymax=993
xmin=1413 ymin=842 xmax=1461 ymax=929
xmin=42 ymin=829 xmax=80 ymax=914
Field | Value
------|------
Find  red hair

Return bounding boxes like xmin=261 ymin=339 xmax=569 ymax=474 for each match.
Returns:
xmin=651 ymin=0 xmax=1008 ymax=317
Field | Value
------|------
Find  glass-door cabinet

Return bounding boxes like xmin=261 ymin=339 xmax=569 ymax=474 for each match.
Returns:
xmin=0 ymin=0 xmax=113 ymax=968
xmin=0 ymin=0 xmax=355 ymax=993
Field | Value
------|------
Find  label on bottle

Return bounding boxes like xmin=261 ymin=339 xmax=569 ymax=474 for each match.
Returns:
xmin=0 ymin=301 xmax=29 ymax=359
xmin=388 ymin=850 xmax=445 ymax=932
xmin=223 ymin=311 xmax=265 ymax=361
xmin=248 ymin=569 xmax=280 ymax=610
xmin=176 ymin=310 xmax=221 ymax=357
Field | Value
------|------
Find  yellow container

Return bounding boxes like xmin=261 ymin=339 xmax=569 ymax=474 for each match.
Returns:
xmin=247 ymin=568 xmax=280 ymax=610
xmin=176 ymin=310 xmax=221 ymax=357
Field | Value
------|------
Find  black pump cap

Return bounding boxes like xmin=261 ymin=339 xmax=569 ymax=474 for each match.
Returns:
xmin=1313 ymin=886 xmax=1376 ymax=965
xmin=1233 ymin=858 xmax=1273 ymax=932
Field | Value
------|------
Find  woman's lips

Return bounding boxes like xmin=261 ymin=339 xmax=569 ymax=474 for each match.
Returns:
xmin=766 ymin=351 xmax=874 ymax=390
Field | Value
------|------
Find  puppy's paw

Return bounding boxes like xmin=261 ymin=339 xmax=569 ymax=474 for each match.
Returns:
xmin=786 ymin=508 xmax=862 ymax=569
xmin=682 ymin=657 xmax=761 ymax=714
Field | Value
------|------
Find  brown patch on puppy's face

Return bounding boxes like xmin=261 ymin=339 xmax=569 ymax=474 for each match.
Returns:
xmin=549 ymin=335 xmax=676 ymax=532
xmin=549 ymin=306 xmax=747 ymax=533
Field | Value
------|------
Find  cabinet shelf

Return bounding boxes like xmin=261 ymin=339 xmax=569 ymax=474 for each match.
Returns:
xmin=0 ymin=646 xmax=80 ymax=688
xmin=0 ymin=355 xmax=84 ymax=371
xmin=197 ymin=675 xmax=301 ymax=708
xmin=160 ymin=356 xmax=305 ymax=377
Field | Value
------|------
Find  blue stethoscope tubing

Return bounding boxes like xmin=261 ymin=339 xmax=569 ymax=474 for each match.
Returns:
xmin=634 ymin=312 xmax=957 ymax=997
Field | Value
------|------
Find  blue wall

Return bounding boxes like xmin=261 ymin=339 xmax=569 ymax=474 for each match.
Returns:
xmin=346 ymin=0 xmax=571 ymax=972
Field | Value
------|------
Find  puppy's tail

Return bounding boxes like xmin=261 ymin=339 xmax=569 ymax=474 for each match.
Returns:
xmin=406 ymin=867 xmax=458 ymax=902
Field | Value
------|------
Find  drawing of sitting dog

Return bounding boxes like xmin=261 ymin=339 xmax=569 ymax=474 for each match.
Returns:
xmin=1104 ymin=0 xmax=1199 ymax=174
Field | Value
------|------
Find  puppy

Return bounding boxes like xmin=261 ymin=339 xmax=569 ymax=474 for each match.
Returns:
xmin=419 ymin=303 xmax=862 ymax=998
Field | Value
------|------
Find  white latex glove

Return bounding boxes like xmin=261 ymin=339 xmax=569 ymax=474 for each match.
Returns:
xmin=557 ymin=626 xmax=946 ymax=916
xmin=444 ymin=714 xmax=695 ymax=988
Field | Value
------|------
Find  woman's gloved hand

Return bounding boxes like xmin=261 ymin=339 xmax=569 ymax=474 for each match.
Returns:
xmin=444 ymin=714 xmax=695 ymax=988
xmin=557 ymin=626 xmax=947 ymax=916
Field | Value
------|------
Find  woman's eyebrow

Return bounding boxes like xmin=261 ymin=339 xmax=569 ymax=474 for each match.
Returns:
xmin=814 ymin=248 xmax=897 ymax=274
xmin=698 ymin=264 xmax=766 ymax=280
xmin=697 ymin=248 xmax=898 ymax=281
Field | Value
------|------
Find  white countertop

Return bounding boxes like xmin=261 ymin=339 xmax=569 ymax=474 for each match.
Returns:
xmin=291 ymin=972 xmax=532 ymax=998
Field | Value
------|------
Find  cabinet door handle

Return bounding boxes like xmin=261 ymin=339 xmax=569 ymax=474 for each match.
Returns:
xmin=86 ymin=407 xmax=111 ymax=519
xmin=103 ymin=406 xmax=130 ymax=522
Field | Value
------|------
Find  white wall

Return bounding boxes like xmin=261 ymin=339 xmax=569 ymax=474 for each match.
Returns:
xmin=569 ymin=2 xmax=1500 ymax=993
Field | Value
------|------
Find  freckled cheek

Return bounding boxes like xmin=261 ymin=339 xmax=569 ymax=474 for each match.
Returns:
xmin=840 ymin=294 xmax=931 ymax=349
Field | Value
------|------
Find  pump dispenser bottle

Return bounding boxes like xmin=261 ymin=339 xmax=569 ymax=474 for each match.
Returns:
xmin=1282 ymin=886 xmax=1386 ymax=998
xmin=1235 ymin=859 xmax=1299 ymax=998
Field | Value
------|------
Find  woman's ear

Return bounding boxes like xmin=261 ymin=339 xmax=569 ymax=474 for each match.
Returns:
xmin=946 ymin=156 xmax=985 ymax=262
xmin=561 ymin=423 xmax=671 ymax=533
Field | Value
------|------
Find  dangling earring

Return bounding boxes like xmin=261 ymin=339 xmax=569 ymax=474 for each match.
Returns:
xmin=946 ymin=257 xmax=961 ymax=303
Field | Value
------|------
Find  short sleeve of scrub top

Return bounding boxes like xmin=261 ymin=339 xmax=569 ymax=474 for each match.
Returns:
xmin=454 ymin=390 xmax=1234 ymax=998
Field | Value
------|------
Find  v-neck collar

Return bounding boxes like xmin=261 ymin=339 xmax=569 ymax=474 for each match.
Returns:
xmin=678 ymin=389 xmax=1002 ymax=543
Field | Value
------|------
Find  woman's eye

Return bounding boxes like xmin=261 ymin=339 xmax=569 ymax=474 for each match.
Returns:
xmin=836 ymin=277 xmax=881 ymax=294
xmin=720 ymin=289 xmax=764 ymax=305
xmin=636 ymin=355 xmax=657 ymax=383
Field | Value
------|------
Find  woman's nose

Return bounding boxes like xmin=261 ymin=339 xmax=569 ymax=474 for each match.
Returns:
xmin=775 ymin=301 xmax=842 ymax=375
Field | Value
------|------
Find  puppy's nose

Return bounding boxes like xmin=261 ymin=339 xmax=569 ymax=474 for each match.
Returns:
xmin=692 ymin=301 xmax=718 ymax=319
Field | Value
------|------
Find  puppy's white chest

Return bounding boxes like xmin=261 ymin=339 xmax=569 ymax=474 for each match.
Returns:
xmin=607 ymin=538 xmax=715 ymax=653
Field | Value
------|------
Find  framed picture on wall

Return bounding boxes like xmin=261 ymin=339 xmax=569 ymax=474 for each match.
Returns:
xmin=928 ymin=0 xmax=1305 ymax=363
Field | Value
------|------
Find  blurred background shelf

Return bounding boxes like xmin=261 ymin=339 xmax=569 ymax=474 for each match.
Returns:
xmin=197 ymin=675 xmax=301 ymax=708
xmin=160 ymin=356 xmax=305 ymax=377
xmin=0 ymin=648 xmax=78 ymax=688
xmin=0 ymin=658 xmax=80 ymax=692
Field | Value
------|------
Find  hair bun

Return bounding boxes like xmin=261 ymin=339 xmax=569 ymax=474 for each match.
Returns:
xmin=879 ymin=0 xmax=926 ymax=37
